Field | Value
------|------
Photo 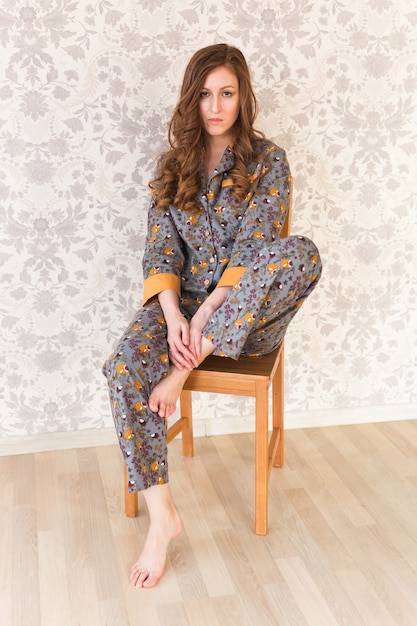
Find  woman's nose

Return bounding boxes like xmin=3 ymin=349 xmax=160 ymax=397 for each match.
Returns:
xmin=210 ymin=95 xmax=220 ymax=113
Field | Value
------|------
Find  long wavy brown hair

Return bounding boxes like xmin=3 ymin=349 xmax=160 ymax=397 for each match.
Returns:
xmin=150 ymin=43 xmax=265 ymax=212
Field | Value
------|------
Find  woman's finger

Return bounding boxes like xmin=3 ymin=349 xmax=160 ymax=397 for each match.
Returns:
xmin=168 ymin=341 xmax=197 ymax=370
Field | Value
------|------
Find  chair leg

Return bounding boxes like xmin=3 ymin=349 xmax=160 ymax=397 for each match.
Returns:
xmin=272 ymin=348 xmax=284 ymax=468
xmin=255 ymin=381 xmax=269 ymax=535
xmin=178 ymin=389 xmax=194 ymax=457
xmin=124 ymin=463 xmax=138 ymax=517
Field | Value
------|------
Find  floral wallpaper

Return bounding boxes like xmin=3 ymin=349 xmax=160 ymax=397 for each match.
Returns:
xmin=0 ymin=0 xmax=416 ymax=439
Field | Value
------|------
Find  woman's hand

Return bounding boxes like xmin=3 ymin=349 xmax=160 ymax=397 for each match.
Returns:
xmin=166 ymin=310 xmax=199 ymax=370
xmin=188 ymin=307 xmax=211 ymax=361
xmin=189 ymin=285 xmax=232 ymax=361
xmin=158 ymin=289 xmax=198 ymax=370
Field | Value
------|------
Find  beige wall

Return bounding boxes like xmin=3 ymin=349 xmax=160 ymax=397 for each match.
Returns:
xmin=1 ymin=0 xmax=416 ymax=439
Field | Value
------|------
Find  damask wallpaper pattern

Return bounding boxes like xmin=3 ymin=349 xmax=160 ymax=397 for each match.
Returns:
xmin=0 ymin=0 xmax=416 ymax=438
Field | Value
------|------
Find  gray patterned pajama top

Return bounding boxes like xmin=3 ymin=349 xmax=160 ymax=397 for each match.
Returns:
xmin=103 ymin=140 xmax=322 ymax=491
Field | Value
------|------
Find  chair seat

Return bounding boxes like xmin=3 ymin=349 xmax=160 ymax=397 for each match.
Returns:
xmin=183 ymin=345 xmax=282 ymax=390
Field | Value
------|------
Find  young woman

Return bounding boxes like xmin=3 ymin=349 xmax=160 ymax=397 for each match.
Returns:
xmin=103 ymin=43 xmax=322 ymax=588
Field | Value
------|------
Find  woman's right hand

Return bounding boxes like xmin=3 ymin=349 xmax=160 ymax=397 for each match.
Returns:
xmin=166 ymin=310 xmax=199 ymax=370
xmin=158 ymin=289 xmax=199 ymax=371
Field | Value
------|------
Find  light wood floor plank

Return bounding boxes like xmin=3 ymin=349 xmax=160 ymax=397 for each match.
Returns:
xmin=310 ymin=427 xmax=417 ymax=570
xmin=386 ymin=420 xmax=417 ymax=461
xmin=289 ymin=427 xmax=376 ymax=526
xmin=236 ymin=530 xmax=284 ymax=587
xmin=35 ymin=452 xmax=60 ymax=532
xmin=0 ymin=456 xmax=14 ymax=626
xmin=349 ymin=422 xmax=417 ymax=475
xmin=95 ymin=444 xmax=131 ymax=538
xmin=38 ymin=530 xmax=71 ymax=626
xmin=284 ymin=486 xmax=356 ymax=573
xmin=268 ymin=494 xmax=367 ymax=623
xmin=197 ymin=437 xmax=255 ymax=532
xmin=183 ymin=452 xmax=233 ymax=531
xmin=336 ymin=568 xmax=399 ymax=626
xmin=167 ymin=524 xmax=209 ymax=601
xmin=13 ymin=503 xmax=41 ymax=626
xmin=58 ymin=472 xmax=101 ymax=624
xmin=213 ymin=529 xmax=279 ymax=624
xmin=277 ymin=556 xmax=341 ymax=626
xmin=54 ymin=447 xmax=79 ymax=476
xmin=78 ymin=459 xmax=129 ymax=614
xmin=184 ymin=595 xmax=249 ymax=626
xmin=171 ymin=472 xmax=236 ymax=597
xmin=11 ymin=453 xmax=41 ymax=625
xmin=157 ymin=601 xmax=191 ymax=625
xmin=98 ymin=599 xmax=130 ymax=626
xmin=3 ymin=420 xmax=417 ymax=625
xmin=264 ymin=581 xmax=310 ymax=626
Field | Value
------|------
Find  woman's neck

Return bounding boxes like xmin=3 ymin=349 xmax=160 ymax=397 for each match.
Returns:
xmin=203 ymin=136 xmax=231 ymax=182
xmin=204 ymin=134 xmax=230 ymax=158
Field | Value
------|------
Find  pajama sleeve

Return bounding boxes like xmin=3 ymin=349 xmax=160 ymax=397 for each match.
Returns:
xmin=142 ymin=200 xmax=185 ymax=305
xmin=217 ymin=144 xmax=292 ymax=288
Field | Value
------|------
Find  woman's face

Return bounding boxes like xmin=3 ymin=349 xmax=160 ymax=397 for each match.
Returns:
xmin=199 ymin=65 xmax=240 ymax=144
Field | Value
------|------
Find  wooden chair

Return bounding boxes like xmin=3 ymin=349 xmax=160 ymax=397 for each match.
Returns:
xmin=124 ymin=179 xmax=292 ymax=535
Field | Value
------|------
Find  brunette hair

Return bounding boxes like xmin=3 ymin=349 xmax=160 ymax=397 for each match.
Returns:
xmin=150 ymin=43 xmax=265 ymax=212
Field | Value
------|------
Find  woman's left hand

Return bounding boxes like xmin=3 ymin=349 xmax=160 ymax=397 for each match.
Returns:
xmin=189 ymin=285 xmax=232 ymax=361
xmin=189 ymin=307 xmax=212 ymax=361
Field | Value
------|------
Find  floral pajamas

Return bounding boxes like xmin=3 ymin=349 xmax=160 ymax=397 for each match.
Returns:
xmin=103 ymin=141 xmax=322 ymax=491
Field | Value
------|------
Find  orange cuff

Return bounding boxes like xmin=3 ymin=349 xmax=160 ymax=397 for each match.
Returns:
xmin=217 ymin=266 xmax=247 ymax=288
xmin=143 ymin=273 xmax=181 ymax=305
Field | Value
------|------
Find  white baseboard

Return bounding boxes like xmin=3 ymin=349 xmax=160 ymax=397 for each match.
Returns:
xmin=193 ymin=403 xmax=417 ymax=437
xmin=286 ymin=404 xmax=417 ymax=430
xmin=0 ymin=427 xmax=117 ymax=457
xmin=1 ymin=404 xmax=416 ymax=457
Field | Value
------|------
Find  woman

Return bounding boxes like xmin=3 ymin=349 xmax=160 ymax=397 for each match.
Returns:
xmin=103 ymin=43 xmax=322 ymax=588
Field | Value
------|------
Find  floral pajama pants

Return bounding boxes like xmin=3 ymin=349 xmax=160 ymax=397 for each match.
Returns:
xmin=103 ymin=235 xmax=322 ymax=491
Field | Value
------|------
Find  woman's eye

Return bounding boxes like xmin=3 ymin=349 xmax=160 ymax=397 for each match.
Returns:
xmin=223 ymin=91 xmax=233 ymax=97
xmin=200 ymin=91 xmax=209 ymax=98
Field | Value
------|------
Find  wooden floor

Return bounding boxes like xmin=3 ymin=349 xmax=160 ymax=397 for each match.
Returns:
xmin=2 ymin=420 xmax=417 ymax=625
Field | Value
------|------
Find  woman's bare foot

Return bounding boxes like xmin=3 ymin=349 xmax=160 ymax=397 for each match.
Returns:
xmin=149 ymin=365 xmax=190 ymax=418
xmin=130 ymin=485 xmax=183 ymax=588
xmin=149 ymin=337 xmax=216 ymax=418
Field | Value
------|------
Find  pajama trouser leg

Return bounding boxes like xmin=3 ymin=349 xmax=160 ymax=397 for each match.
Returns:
xmin=103 ymin=236 xmax=321 ymax=492
xmin=204 ymin=235 xmax=322 ymax=359
xmin=102 ymin=300 xmax=171 ymax=492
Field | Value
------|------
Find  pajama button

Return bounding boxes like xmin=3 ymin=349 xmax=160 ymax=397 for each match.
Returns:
xmin=210 ymin=257 xmax=215 ymax=263
xmin=204 ymin=279 xmax=210 ymax=285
